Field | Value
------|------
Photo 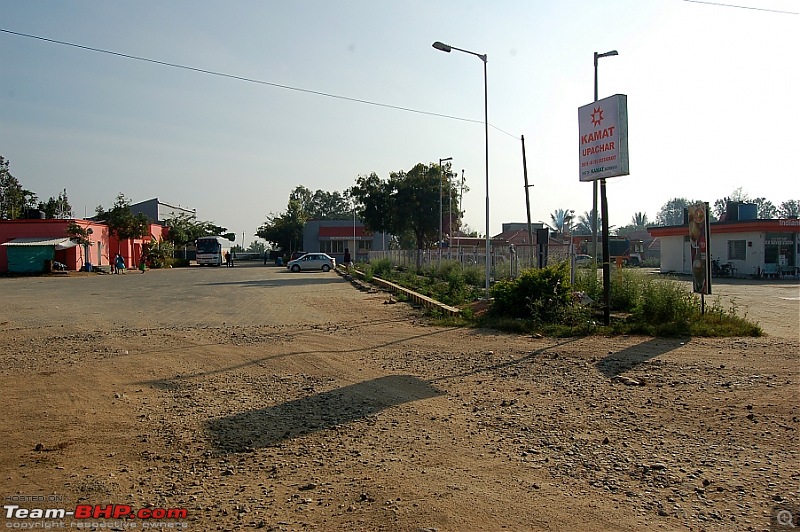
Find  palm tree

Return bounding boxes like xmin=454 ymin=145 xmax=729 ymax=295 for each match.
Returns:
xmin=630 ymin=212 xmax=649 ymax=228
xmin=574 ymin=210 xmax=601 ymax=235
xmin=549 ymin=209 xmax=574 ymax=236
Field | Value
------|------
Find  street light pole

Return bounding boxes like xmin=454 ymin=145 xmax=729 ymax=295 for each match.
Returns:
xmin=438 ymin=157 xmax=452 ymax=264
xmin=594 ymin=49 xmax=618 ymax=326
xmin=433 ymin=41 xmax=490 ymax=299
xmin=592 ymin=50 xmax=618 ymax=266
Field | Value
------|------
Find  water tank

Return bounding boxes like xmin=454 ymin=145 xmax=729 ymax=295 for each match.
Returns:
xmin=738 ymin=203 xmax=757 ymax=220
xmin=725 ymin=201 xmax=740 ymax=222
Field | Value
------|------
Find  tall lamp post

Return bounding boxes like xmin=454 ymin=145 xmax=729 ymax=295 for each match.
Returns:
xmin=438 ymin=157 xmax=452 ymax=263
xmin=433 ymin=40 xmax=490 ymax=299
xmin=592 ymin=50 xmax=618 ymax=265
xmin=594 ymin=49 xmax=618 ymax=326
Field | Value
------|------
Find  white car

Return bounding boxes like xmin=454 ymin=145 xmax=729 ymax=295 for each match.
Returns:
xmin=287 ymin=253 xmax=336 ymax=272
xmin=575 ymin=254 xmax=593 ymax=265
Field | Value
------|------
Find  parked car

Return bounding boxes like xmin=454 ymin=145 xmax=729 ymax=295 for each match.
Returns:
xmin=287 ymin=253 xmax=336 ymax=272
xmin=575 ymin=254 xmax=593 ymax=265
xmin=289 ymin=251 xmax=307 ymax=261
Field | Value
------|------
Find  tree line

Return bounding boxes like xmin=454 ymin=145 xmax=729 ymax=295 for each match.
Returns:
xmin=1 ymin=155 xmax=230 ymax=253
xmin=256 ymin=163 xmax=465 ymax=255
xmin=1 ymin=156 xmax=73 ymax=220
xmin=548 ymin=189 xmax=799 ymax=239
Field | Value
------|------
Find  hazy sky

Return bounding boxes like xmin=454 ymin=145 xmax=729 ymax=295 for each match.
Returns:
xmin=1 ymin=1 xmax=797 ymax=245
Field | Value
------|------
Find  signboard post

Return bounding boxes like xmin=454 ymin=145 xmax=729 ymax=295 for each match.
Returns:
xmin=688 ymin=202 xmax=712 ymax=311
xmin=578 ymin=94 xmax=629 ymax=325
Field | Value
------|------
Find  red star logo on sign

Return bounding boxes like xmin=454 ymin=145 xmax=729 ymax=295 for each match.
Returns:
xmin=591 ymin=107 xmax=604 ymax=127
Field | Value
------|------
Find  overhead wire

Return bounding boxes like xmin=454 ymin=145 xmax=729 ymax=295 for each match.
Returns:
xmin=0 ymin=28 xmax=521 ymax=140
xmin=679 ymin=0 xmax=798 ymax=15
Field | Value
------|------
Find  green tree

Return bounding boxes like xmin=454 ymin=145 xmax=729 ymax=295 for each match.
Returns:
xmin=616 ymin=212 xmax=649 ymax=237
xmin=40 ymin=189 xmax=73 ymax=219
xmin=95 ymin=194 xmax=150 ymax=252
xmin=656 ymin=197 xmax=701 ymax=226
xmin=164 ymin=213 xmax=227 ymax=246
xmin=256 ymin=199 xmax=307 ymax=255
xmin=247 ymin=241 xmax=267 ymax=254
xmin=573 ymin=210 xmax=600 ymax=235
xmin=0 ymin=156 xmax=32 ymax=220
xmin=289 ymin=185 xmax=351 ymax=220
xmin=631 ymin=212 xmax=649 ymax=228
xmin=777 ymin=200 xmax=800 ymax=218
xmin=350 ymin=162 xmax=459 ymax=254
xmin=752 ymin=198 xmax=777 ymax=219
xmin=65 ymin=221 xmax=91 ymax=246
xmin=713 ymin=187 xmax=749 ymax=219
xmin=549 ymin=208 xmax=574 ymax=236
xmin=349 ymin=172 xmax=393 ymax=237
xmin=714 ymin=188 xmax=776 ymax=219
xmin=393 ymin=163 xmax=443 ymax=251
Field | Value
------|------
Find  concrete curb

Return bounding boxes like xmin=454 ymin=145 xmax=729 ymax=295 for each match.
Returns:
xmin=337 ymin=267 xmax=461 ymax=317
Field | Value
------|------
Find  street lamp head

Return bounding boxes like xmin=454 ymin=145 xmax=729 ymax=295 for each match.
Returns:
xmin=432 ymin=41 xmax=452 ymax=53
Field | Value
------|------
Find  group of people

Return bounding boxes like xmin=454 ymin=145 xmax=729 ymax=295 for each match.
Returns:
xmin=225 ymin=251 xmax=234 ymax=267
xmin=113 ymin=253 xmax=146 ymax=274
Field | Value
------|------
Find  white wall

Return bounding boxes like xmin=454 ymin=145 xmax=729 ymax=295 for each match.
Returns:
xmin=659 ymin=236 xmax=685 ymax=273
xmin=660 ymin=231 xmax=765 ymax=276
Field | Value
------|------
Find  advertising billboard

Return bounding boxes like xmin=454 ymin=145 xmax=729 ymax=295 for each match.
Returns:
xmin=688 ymin=202 xmax=711 ymax=295
xmin=578 ymin=94 xmax=629 ymax=182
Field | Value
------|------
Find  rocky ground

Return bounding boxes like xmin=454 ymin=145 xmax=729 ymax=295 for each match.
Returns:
xmin=0 ymin=266 xmax=797 ymax=531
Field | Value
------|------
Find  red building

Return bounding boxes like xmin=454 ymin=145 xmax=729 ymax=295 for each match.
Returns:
xmin=0 ymin=219 xmax=168 ymax=273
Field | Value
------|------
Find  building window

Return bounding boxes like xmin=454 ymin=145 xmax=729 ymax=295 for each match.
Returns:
xmin=765 ymin=232 xmax=795 ymax=268
xmin=320 ymin=241 xmax=344 ymax=254
xmin=357 ymin=240 xmax=371 ymax=252
xmin=727 ymin=239 xmax=746 ymax=261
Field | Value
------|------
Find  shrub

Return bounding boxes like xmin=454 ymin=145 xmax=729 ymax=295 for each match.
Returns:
xmin=633 ymin=277 xmax=697 ymax=325
xmin=572 ymin=266 xmax=602 ymax=303
xmin=490 ymin=263 xmax=571 ymax=321
xmin=146 ymin=240 xmax=174 ymax=269
xmin=370 ymin=258 xmax=393 ymax=278
xmin=610 ymin=268 xmax=641 ymax=312
xmin=463 ymin=265 xmax=484 ymax=287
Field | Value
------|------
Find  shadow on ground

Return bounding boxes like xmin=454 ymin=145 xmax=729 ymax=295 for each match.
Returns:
xmin=596 ymin=337 xmax=686 ymax=378
xmin=207 ymin=374 xmax=442 ymax=453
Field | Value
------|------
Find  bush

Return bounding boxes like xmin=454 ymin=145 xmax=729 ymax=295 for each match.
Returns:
xmin=463 ymin=265 xmax=484 ymax=287
xmin=490 ymin=263 xmax=571 ymax=321
xmin=146 ymin=240 xmax=174 ymax=269
xmin=370 ymin=258 xmax=393 ymax=278
xmin=610 ymin=268 xmax=641 ymax=312
xmin=572 ymin=265 xmax=602 ymax=303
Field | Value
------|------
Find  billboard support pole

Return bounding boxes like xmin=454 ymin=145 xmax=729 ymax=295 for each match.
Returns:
xmin=601 ymin=178 xmax=611 ymax=326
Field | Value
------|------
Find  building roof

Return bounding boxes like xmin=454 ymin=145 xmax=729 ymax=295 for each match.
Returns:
xmin=648 ymin=218 xmax=800 ymax=237
xmin=1 ymin=237 xmax=78 ymax=249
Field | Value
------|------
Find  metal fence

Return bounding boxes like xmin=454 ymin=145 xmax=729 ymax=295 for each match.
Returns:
xmin=367 ymin=242 xmax=575 ymax=280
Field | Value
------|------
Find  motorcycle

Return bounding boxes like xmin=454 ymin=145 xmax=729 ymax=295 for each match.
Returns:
xmin=711 ymin=259 xmax=733 ymax=277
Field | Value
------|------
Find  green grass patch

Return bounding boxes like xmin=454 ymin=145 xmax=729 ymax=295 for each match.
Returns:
xmin=356 ymin=258 xmax=760 ymax=338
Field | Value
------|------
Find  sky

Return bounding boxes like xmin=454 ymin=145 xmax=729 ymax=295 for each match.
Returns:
xmin=1 ymin=0 xmax=797 ymax=246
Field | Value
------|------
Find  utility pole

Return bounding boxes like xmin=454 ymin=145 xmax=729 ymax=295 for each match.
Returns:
xmin=521 ymin=135 xmax=533 ymax=267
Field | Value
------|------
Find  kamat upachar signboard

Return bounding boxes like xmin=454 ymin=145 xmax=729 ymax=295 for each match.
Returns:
xmin=578 ymin=94 xmax=629 ymax=182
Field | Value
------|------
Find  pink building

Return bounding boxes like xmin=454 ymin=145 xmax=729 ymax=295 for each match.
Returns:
xmin=0 ymin=219 xmax=168 ymax=273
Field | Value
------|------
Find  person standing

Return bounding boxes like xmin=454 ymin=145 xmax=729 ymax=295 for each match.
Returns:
xmin=343 ymin=248 xmax=352 ymax=271
xmin=114 ymin=253 xmax=126 ymax=274
xmin=225 ymin=251 xmax=232 ymax=268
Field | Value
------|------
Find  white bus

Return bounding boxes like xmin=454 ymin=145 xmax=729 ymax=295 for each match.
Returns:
xmin=196 ymin=236 xmax=233 ymax=266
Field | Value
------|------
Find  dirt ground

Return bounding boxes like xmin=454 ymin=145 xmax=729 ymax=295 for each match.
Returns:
xmin=0 ymin=265 xmax=797 ymax=531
